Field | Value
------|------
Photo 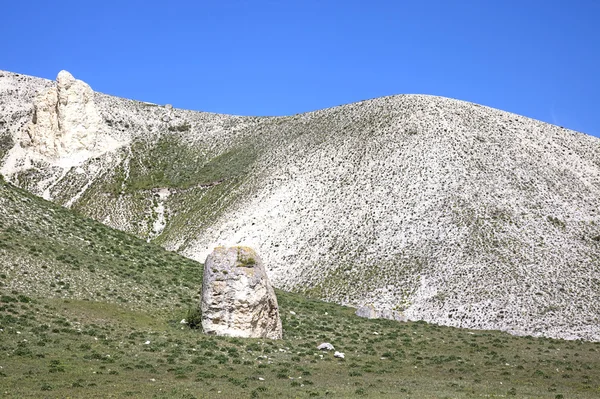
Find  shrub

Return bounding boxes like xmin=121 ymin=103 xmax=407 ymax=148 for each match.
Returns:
xmin=186 ymin=307 xmax=202 ymax=329
xmin=168 ymin=122 xmax=191 ymax=132
xmin=547 ymin=215 xmax=566 ymax=229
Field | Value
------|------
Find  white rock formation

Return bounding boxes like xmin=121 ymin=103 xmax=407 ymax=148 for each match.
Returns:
xmin=356 ymin=304 xmax=407 ymax=322
xmin=201 ymin=246 xmax=282 ymax=339
xmin=20 ymin=70 xmax=122 ymax=165
xmin=148 ymin=188 xmax=170 ymax=241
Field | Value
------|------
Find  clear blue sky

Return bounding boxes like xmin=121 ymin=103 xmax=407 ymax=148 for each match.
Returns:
xmin=2 ymin=1 xmax=599 ymax=137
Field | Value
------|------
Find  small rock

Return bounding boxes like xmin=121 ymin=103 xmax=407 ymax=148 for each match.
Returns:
xmin=317 ymin=342 xmax=334 ymax=351
xmin=180 ymin=319 xmax=187 ymax=324
xmin=334 ymin=351 xmax=345 ymax=359
xmin=356 ymin=304 xmax=378 ymax=319
xmin=144 ymin=341 xmax=151 ymax=345
xmin=289 ymin=311 xmax=296 ymax=315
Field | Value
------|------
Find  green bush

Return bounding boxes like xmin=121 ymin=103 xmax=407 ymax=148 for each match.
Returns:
xmin=186 ymin=307 xmax=202 ymax=329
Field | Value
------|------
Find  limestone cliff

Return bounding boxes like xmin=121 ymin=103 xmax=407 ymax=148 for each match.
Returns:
xmin=21 ymin=70 xmax=123 ymax=164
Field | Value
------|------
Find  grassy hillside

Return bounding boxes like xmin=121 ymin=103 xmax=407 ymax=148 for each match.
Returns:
xmin=0 ymin=175 xmax=203 ymax=311
xmin=2 ymin=178 xmax=600 ymax=398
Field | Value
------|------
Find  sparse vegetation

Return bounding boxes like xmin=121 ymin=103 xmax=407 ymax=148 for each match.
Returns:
xmin=2 ymin=175 xmax=600 ymax=397
xmin=114 ymin=136 xmax=256 ymax=192
xmin=237 ymin=247 xmax=257 ymax=267
xmin=547 ymin=215 xmax=566 ymax=229
xmin=2 ymin=285 xmax=600 ymax=398
xmin=168 ymin=121 xmax=191 ymax=132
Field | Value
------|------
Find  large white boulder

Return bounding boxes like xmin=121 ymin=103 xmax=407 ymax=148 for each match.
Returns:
xmin=201 ymin=246 xmax=282 ymax=339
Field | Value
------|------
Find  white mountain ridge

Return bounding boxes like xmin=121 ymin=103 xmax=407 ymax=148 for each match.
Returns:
xmin=1 ymin=70 xmax=599 ymax=341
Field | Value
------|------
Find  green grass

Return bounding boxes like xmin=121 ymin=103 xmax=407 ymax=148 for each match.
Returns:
xmin=0 ymin=179 xmax=202 ymax=311
xmin=2 ymin=291 xmax=600 ymax=398
xmin=1 ymin=177 xmax=600 ymax=398
xmin=67 ymin=135 xmax=259 ymax=243
xmin=113 ymin=136 xmax=258 ymax=192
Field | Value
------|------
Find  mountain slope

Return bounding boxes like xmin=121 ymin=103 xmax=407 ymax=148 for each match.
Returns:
xmin=0 ymin=175 xmax=203 ymax=311
xmin=2 ymin=175 xmax=600 ymax=398
xmin=1 ymin=70 xmax=599 ymax=340
xmin=187 ymin=95 xmax=600 ymax=341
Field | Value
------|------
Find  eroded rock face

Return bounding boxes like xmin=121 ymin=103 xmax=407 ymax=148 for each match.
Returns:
xmin=356 ymin=304 xmax=407 ymax=322
xmin=201 ymin=246 xmax=282 ymax=339
xmin=21 ymin=70 xmax=122 ymax=163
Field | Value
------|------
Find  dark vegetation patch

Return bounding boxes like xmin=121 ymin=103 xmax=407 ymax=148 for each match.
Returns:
xmin=0 ymin=128 xmax=14 ymax=160
xmin=114 ymin=136 xmax=257 ymax=192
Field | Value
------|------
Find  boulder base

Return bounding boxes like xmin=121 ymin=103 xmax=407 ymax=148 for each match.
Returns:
xmin=201 ymin=246 xmax=282 ymax=339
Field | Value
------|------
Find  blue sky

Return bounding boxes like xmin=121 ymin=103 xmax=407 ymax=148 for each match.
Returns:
xmin=2 ymin=1 xmax=599 ymax=137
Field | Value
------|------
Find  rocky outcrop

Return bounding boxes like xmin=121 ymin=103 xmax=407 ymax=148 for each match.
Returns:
xmin=201 ymin=246 xmax=282 ymax=339
xmin=21 ymin=70 xmax=122 ymax=164
xmin=356 ymin=304 xmax=407 ymax=322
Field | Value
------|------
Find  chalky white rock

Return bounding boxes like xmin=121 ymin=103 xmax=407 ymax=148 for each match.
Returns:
xmin=201 ymin=246 xmax=282 ymax=339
